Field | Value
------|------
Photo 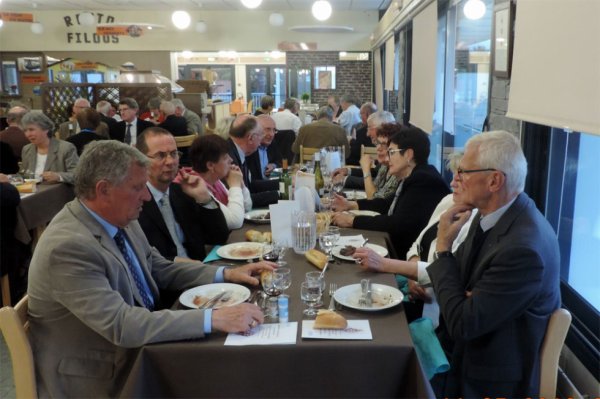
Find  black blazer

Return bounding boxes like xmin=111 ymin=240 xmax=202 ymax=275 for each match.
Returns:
xmin=99 ymin=114 xmax=119 ymax=139
xmin=138 ymin=183 xmax=230 ymax=261
xmin=427 ymin=192 xmax=561 ymax=397
xmin=111 ymin=119 xmax=154 ymax=142
xmin=227 ymin=139 xmax=279 ymax=208
xmin=159 ymin=115 xmax=188 ymax=137
xmin=353 ymin=164 xmax=450 ymax=258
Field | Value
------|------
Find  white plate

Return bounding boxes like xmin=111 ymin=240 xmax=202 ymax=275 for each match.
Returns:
xmin=216 ymin=242 xmax=271 ymax=260
xmin=24 ymin=177 xmax=42 ymax=184
xmin=343 ymin=190 xmax=367 ymax=200
xmin=332 ymin=243 xmax=388 ymax=261
xmin=244 ymin=209 xmax=271 ymax=224
xmin=179 ymin=283 xmax=251 ymax=309
xmin=349 ymin=210 xmax=380 ymax=217
xmin=334 ymin=283 xmax=403 ymax=311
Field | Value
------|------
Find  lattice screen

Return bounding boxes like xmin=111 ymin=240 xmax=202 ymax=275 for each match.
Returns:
xmin=41 ymin=83 xmax=172 ymax=125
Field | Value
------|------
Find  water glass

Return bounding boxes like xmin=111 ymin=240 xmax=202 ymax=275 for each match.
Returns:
xmin=305 ymin=271 xmax=325 ymax=307
xmin=318 ymin=231 xmax=336 ymax=261
xmin=260 ymin=270 xmax=280 ymax=296
xmin=327 ymin=226 xmax=341 ymax=248
xmin=300 ymin=281 xmax=321 ymax=316
xmin=291 ymin=210 xmax=316 ymax=255
xmin=273 ymin=266 xmax=291 ymax=295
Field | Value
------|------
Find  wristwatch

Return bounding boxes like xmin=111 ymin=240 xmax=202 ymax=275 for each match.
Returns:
xmin=434 ymin=250 xmax=454 ymax=260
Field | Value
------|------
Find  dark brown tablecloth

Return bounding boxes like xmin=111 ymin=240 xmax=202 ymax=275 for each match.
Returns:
xmin=120 ymin=226 xmax=434 ymax=398
xmin=15 ymin=183 xmax=75 ymax=244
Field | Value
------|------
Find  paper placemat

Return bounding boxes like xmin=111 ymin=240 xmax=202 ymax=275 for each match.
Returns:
xmin=225 ymin=322 xmax=298 ymax=346
xmin=302 ymin=320 xmax=372 ymax=340
xmin=336 ymin=235 xmax=365 ymax=247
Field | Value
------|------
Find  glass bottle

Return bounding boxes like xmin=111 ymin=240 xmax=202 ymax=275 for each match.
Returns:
xmin=314 ymin=152 xmax=325 ymax=196
xmin=279 ymin=158 xmax=292 ymax=200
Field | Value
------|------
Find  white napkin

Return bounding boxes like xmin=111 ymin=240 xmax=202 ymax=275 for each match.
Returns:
xmin=336 ymin=234 xmax=365 ymax=247
xmin=294 ymin=186 xmax=316 ymax=212
xmin=325 ymin=151 xmax=342 ymax=173
xmin=269 ymin=200 xmax=300 ymax=247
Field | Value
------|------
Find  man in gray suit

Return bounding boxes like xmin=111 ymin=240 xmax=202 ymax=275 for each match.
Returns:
xmin=27 ymin=140 xmax=273 ymax=398
xmin=427 ymin=131 xmax=560 ymax=398
xmin=172 ymin=98 xmax=203 ymax=135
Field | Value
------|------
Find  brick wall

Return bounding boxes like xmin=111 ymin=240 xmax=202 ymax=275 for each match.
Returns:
xmin=286 ymin=51 xmax=372 ymax=108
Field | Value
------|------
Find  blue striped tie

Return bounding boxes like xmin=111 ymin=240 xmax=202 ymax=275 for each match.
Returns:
xmin=114 ymin=229 xmax=154 ymax=310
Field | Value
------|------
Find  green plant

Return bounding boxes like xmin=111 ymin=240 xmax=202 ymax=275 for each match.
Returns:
xmin=301 ymin=92 xmax=310 ymax=102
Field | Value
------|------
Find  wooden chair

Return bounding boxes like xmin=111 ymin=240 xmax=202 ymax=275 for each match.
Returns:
xmin=539 ymin=308 xmax=572 ymax=399
xmin=0 ymin=295 xmax=37 ymax=398
xmin=174 ymin=134 xmax=197 ymax=149
xmin=299 ymin=145 xmax=320 ymax=163
xmin=246 ymin=99 xmax=253 ymax=114
xmin=360 ymin=144 xmax=378 ymax=158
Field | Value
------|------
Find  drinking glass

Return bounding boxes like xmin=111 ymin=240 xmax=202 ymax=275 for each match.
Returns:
xmin=318 ymin=231 xmax=336 ymax=261
xmin=271 ymin=240 xmax=287 ymax=265
xmin=301 ymin=281 xmax=321 ymax=316
xmin=273 ymin=266 xmax=291 ymax=295
xmin=328 ymin=226 xmax=341 ymax=248
xmin=291 ymin=210 xmax=316 ymax=255
xmin=305 ymin=271 xmax=325 ymax=307
xmin=260 ymin=270 xmax=280 ymax=296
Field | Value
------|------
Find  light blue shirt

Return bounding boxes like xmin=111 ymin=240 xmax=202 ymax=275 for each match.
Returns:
xmin=338 ymin=104 xmax=361 ymax=135
xmin=258 ymin=146 xmax=269 ymax=179
xmin=479 ymin=196 xmax=518 ymax=232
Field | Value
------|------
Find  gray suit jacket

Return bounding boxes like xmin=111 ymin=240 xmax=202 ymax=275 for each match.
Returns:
xmin=56 ymin=120 xmax=109 ymax=139
xmin=27 ymin=199 xmax=218 ymax=398
xmin=427 ymin=192 xmax=560 ymax=398
xmin=184 ymin=109 xmax=203 ymax=134
xmin=20 ymin=138 xmax=79 ymax=184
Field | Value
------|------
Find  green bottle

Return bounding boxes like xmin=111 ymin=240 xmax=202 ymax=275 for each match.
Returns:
xmin=279 ymin=158 xmax=292 ymax=200
xmin=314 ymin=152 xmax=325 ymax=196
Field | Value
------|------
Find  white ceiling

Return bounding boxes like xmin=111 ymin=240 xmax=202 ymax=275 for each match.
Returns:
xmin=0 ymin=0 xmax=392 ymax=12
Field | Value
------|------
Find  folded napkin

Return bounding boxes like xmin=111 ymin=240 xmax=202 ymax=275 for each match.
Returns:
xmin=294 ymin=186 xmax=316 ymax=212
xmin=408 ymin=317 xmax=450 ymax=380
xmin=336 ymin=234 xmax=365 ymax=247
xmin=203 ymin=245 xmax=222 ymax=263
xmin=270 ymin=200 xmax=301 ymax=247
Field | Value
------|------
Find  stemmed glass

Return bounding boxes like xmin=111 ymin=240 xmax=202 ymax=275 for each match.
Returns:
xmin=260 ymin=270 xmax=280 ymax=296
xmin=271 ymin=240 xmax=287 ymax=266
xmin=301 ymin=281 xmax=321 ymax=316
xmin=273 ymin=266 xmax=291 ymax=296
xmin=318 ymin=231 xmax=336 ymax=261
xmin=305 ymin=271 xmax=325 ymax=307
xmin=328 ymin=226 xmax=341 ymax=251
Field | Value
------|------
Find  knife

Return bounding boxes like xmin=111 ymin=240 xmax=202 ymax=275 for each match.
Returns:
xmin=199 ymin=291 xmax=228 ymax=309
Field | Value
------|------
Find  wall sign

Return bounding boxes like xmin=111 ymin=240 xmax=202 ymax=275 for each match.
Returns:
xmin=63 ymin=12 xmax=120 ymax=44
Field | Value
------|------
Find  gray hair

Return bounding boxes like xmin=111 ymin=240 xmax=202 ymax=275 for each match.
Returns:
xmin=75 ymin=140 xmax=150 ymax=200
xmin=446 ymin=152 xmax=463 ymax=174
xmin=147 ymin=96 xmax=162 ymax=109
xmin=360 ymin=102 xmax=378 ymax=115
xmin=283 ymin=98 xmax=299 ymax=111
xmin=340 ymin=94 xmax=355 ymax=105
xmin=367 ymin=110 xmax=395 ymax=128
xmin=96 ymin=100 xmax=112 ymax=115
xmin=316 ymin=106 xmax=333 ymax=121
xmin=467 ymin=130 xmax=527 ymax=195
xmin=160 ymin=100 xmax=176 ymax=115
xmin=7 ymin=106 xmax=28 ymax=125
xmin=171 ymin=98 xmax=185 ymax=110
xmin=22 ymin=111 xmax=54 ymax=136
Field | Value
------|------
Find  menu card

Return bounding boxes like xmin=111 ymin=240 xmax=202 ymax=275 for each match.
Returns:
xmin=336 ymin=235 xmax=366 ymax=247
xmin=269 ymin=200 xmax=300 ymax=247
xmin=301 ymin=320 xmax=372 ymax=340
xmin=224 ymin=322 xmax=298 ymax=346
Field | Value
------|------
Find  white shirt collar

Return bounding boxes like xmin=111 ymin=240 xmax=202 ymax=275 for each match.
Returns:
xmin=146 ymin=182 xmax=169 ymax=205
xmin=479 ymin=195 xmax=518 ymax=232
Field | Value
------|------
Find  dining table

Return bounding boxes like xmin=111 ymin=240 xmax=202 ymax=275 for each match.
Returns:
xmin=14 ymin=183 xmax=75 ymax=246
xmin=119 ymin=223 xmax=434 ymax=398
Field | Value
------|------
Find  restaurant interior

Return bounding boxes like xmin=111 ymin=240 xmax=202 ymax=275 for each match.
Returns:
xmin=0 ymin=0 xmax=598 ymax=398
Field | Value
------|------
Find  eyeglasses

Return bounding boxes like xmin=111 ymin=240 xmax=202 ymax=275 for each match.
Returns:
xmin=375 ymin=140 xmax=388 ymax=148
xmin=456 ymin=167 xmax=506 ymax=179
xmin=118 ymin=107 xmax=131 ymax=113
xmin=147 ymin=150 xmax=182 ymax=161
xmin=387 ymin=148 xmax=406 ymax=158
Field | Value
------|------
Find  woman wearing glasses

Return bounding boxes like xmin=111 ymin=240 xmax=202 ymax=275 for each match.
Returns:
xmin=332 ymin=124 xmax=450 ymax=258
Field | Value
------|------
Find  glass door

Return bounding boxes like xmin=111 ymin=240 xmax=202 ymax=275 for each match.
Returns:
xmin=246 ymin=65 xmax=286 ymax=113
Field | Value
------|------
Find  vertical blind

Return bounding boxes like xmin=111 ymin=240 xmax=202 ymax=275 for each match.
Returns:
xmin=385 ymin=36 xmax=396 ymax=90
xmin=507 ymin=0 xmax=600 ymax=136
xmin=374 ymin=47 xmax=384 ymax=109
xmin=409 ymin=1 xmax=438 ymax=133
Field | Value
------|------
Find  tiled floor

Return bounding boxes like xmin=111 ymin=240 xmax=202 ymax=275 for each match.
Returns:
xmin=0 ymin=334 xmax=16 ymax=398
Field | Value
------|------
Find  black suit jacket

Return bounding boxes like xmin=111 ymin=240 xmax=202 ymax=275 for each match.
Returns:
xmin=227 ymin=139 xmax=279 ymax=208
xmin=99 ymin=114 xmax=119 ymax=139
xmin=353 ymin=164 xmax=450 ymax=258
xmin=111 ymin=119 xmax=154 ymax=142
xmin=427 ymin=193 xmax=560 ymax=398
xmin=138 ymin=183 xmax=229 ymax=261
xmin=159 ymin=115 xmax=188 ymax=137
xmin=347 ymin=124 xmax=372 ymax=165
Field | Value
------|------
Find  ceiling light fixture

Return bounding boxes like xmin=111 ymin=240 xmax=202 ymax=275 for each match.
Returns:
xmin=240 ymin=0 xmax=262 ymax=9
xmin=172 ymin=10 xmax=191 ymax=29
xmin=79 ymin=11 xmax=95 ymax=26
xmin=312 ymin=1 xmax=332 ymax=21
xmin=463 ymin=0 xmax=486 ymax=20
xmin=269 ymin=13 xmax=284 ymax=27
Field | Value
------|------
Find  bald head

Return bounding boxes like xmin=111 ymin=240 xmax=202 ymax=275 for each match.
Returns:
xmin=7 ymin=106 xmax=28 ymax=127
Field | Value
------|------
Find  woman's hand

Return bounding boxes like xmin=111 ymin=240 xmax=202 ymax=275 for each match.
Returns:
xmin=226 ymin=165 xmax=244 ymax=188
xmin=331 ymin=212 xmax=354 ymax=228
xmin=359 ymin=154 xmax=373 ymax=174
xmin=41 ymin=171 xmax=61 ymax=183
xmin=353 ymin=247 xmax=385 ymax=272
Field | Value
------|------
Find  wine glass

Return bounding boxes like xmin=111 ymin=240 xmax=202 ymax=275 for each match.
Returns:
xmin=271 ymin=240 xmax=287 ymax=265
xmin=328 ymin=226 xmax=341 ymax=248
xmin=260 ymin=270 xmax=280 ymax=296
xmin=305 ymin=271 xmax=325 ymax=307
xmin=273 ymin=266 xmax=291 ymax=295
xmin=318 ymin=231 xmax=336 ymax=261
xmin=301 ymin=281 xmax=321 ymax=316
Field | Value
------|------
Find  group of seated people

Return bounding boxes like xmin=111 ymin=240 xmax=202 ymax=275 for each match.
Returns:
xmin=2 ymin=93 xmax=561 ymax=399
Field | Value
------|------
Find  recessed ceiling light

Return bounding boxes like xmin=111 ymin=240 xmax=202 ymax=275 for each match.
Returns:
xmin=241 ymin=0 xmax=262 ymax=9
xmin=172 ymin=11 xmax=191 ymax=29
xmin=312 ymin=1 xmax=332 ymax=21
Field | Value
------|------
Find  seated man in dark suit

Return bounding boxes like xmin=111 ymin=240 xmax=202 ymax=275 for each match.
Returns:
xmin=227 ymin=115 xmax=279 ymax=208
xmin=347 ymin=102 xmax=377 ymax=165
xmin=113 ymin=97 xmax=154 ymax=145
xmin=255 ymin=114 xmax=282 ymax=177
xmin=96 ymin=100 xmax=119 ymax=139
xmin=427 ymin=131 xmax=560 ymax=398
xmin=136 ymin=127 xmax=229 ymax=261
xmin=158 ymin=100 xmax=188 ymax=137
xmin=67 ymin=108 xmax=107 ymax=155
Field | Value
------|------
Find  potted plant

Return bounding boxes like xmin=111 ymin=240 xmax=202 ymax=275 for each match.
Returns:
xmin=301 ymin=92 xmax=310 ymax=104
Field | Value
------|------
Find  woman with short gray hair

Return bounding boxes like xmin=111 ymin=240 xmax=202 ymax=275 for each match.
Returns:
xmin=20 ymin=110 xmax=79 ymax=184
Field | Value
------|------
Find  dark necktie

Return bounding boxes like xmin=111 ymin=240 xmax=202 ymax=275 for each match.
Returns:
xmin=241 ymin=161 xmax=250 ymax=186
xmin=465 ymin=222 xmax=489 ymax=281
xmin=125 ymin=124 xmax=132 ymax=144
xmin=113 ymin=229 xmax=154 ymax=310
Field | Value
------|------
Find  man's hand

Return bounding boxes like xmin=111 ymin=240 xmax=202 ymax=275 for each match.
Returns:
xmin=331 ymin=193 xmax=354 ymax=212
xmin=436 ymin=204 xmax=474 ymax=252
xmin=353 ymin=247 xmax=385 ymax=272
xmin=226 ymin=165 xmax=244 ymax=188
xmin=223 ymin=261 xmax=276 ymax=286
xmin=211 ymin=303 xmax=265 ymax=333
xmin=0 ymin=173 xmax=9 ymax=183
xmin=408 ymin=280 xmax=432 ymax=303
xmin=264 ymin=163 xmax=276 ymax=177
xmin=331 ymin=212 xmax=354 ymax=228
xmin=178 ymin=170 xmax=212 ymax=204
xmin=332 ymin=167 xmax=349 ymax=180
xmin=41 ymin=171 xmax=60 ymax=183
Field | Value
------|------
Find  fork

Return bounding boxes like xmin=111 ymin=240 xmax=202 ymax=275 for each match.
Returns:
xmin=328 ymin=283 xmax=338 ymax=310
xmin=358 ymin=279 xmax=369 ymax=307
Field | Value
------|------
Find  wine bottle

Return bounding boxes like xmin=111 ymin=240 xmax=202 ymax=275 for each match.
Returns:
xmin=314 ymin=152 xmax=325 ymax=196
xmin=279 ymin=158 xmax=292 ymax=200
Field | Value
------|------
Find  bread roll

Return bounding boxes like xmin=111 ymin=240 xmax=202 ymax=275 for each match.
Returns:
xmin=314 ymin=310 xmax=347 ymax=329
xmin=245 ymin=229 xmax=271 ymax=243
xmin=305 ymin=249 xmax=328 ymax=270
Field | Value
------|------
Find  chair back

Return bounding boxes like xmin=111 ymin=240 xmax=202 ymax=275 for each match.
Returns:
xmin=247 ymin=99 xmax=253 ymax=114
xmin=299 ymin=145 xmax=320 ymax=164
xmin=0 ymin=295 xmax=37 ymax=398
xmin=174 ymin=134 xmax=197 ymax=149
xmin=539 ymin=308 xmax=571 ymax=399
xmin=361 ymin=144 xmax=378 ymax=158
xmin=272 ymin=129 xmax=296 ymax=165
